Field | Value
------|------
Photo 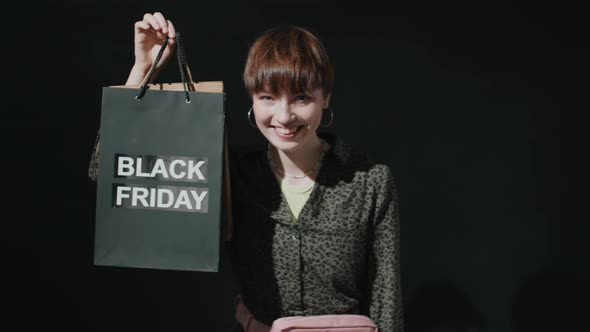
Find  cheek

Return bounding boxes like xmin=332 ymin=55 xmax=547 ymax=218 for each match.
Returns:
xmin=305 ymin=109 xmax=324 ymax=127
xmin=251 ymin=103 xmax=270 ymax=124
xmin=254 ymin=110 xmax=273 ymax=127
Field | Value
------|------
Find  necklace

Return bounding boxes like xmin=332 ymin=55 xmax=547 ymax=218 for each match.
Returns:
xmin=267 ymin=139 xmax=329 ymax=179
xmin=280 ymin=178 xmax=316 ymax=193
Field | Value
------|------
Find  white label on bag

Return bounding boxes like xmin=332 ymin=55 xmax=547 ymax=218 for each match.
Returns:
xmin=114 ymin=154 xmax=208 ymax=182
xmin=112 ymin=184 xmax=209 ymax=213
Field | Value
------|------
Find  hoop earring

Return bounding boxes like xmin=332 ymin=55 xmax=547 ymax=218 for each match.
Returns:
xmin=247 ymin=107 xmax=257 ymax=128
xmin=321 ymin=107 xmax=334 ymax=127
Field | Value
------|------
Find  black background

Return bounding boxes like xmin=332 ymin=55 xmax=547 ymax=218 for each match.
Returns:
xmin=9 ymin=1 xmax=589 ymax=331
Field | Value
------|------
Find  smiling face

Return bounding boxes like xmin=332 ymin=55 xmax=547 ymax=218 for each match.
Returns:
xmin=252 ymin=89 xmax=330 ymax=152
xmin=243 ymin=25 xmax=334 ymax=153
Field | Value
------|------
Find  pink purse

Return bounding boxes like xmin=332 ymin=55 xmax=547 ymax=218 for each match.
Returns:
xmin=270 ymin=314 xmax=378 ymax=332
xmin=235 ymin=294 xmax=378 ymax=332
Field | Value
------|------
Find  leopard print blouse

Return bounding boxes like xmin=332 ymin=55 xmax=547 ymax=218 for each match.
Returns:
xmin=228 ymin=132 xmax=404 ymax=332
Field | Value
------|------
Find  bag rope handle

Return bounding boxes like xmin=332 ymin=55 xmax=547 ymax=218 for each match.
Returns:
xmin=135 ymin=32 xmax=192 ymax=103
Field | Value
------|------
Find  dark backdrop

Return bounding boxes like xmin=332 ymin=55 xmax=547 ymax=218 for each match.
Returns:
xmin=10 ymin=1 xmax=588 ymax=332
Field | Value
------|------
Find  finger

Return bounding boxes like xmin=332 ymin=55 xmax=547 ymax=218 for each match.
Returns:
xmin=152 ymin=12 xmax=168 ymax=34
xmin=134 ymin=21 xmax=153 ymax=34
xmin=167 ymin=20 xmax=177 ymax=39
xmin=143 ymin=13 xmax=161 ymax=31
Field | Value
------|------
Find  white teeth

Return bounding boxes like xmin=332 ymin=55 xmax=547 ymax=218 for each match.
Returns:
xmin=275 ymin=127 xmax=299 ymax=134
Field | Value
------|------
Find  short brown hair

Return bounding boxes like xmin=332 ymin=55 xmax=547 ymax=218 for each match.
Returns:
xmin=243 ymin=25 xmax=334 ymax=97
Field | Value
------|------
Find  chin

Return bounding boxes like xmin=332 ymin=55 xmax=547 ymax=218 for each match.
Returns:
xmin=268 ymin=139 xmax=302 ymax=153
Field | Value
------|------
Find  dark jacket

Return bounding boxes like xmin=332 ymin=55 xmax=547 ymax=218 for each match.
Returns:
xmin=228 ymin=132 xmax=403 ymax=332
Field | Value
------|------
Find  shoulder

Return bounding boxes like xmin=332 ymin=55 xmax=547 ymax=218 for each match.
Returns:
xmin=320 ymin=132 xmax=396 ymax=186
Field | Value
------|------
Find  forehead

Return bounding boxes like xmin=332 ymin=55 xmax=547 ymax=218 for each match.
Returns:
xmin=253 ymin=87 xmax=325 ymax=97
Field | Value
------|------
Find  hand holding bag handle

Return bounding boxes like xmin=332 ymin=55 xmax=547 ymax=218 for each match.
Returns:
xmin=135 ymin=32 xmax=193 ymax=102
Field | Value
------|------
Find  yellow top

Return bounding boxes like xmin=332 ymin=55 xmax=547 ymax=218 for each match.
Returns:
xmin=278 ymin=178 xmax=315 ymax=223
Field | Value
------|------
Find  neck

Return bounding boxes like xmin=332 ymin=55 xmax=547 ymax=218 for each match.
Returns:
xmin=270 ymin=135 xmax=325 ymax=178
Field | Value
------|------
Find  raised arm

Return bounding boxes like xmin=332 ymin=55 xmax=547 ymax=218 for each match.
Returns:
xmin=88 ymin=12 xmax=177 ymax=181
xmin=126 ymin=12 xmax=177 ymax=85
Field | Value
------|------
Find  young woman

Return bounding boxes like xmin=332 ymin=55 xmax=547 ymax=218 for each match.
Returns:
xmin=92 ymin=12 xmax=404 ymax=332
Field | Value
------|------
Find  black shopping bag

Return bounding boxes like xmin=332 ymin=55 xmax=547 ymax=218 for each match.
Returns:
xmin=94 ymin=34 xmax=227 ymax=271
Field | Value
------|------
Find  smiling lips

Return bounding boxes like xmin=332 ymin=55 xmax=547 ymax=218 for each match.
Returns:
xmin=273 ymin=125 xmax=303 ymax=137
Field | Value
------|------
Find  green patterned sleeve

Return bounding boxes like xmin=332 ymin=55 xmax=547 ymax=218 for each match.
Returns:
xmin=88 ymin=130 xmax=101 ymax=182
xmin=367 ymin=165 xmax=404 ymax=332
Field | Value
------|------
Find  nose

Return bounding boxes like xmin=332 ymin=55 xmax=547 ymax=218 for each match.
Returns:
xmin=275 ymin=100 xmax=295 ymax=125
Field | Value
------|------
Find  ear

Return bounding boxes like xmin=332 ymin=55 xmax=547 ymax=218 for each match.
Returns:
xmin=323 ymin=93 xmax=331 ymax=109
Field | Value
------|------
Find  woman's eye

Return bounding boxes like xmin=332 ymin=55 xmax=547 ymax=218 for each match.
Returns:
xmin=295 ymin=95 xmax=311 ymax=102
xmin=259 ymin=95 xmax=273 ymax=101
